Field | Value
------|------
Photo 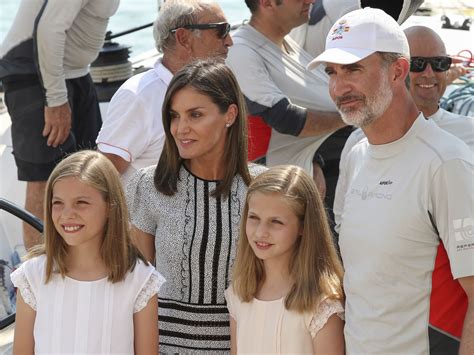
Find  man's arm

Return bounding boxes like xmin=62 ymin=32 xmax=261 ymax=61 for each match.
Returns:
xmin=97 ymin=85 xmax=153 ymax=175
xmin=102 ymin=152 xmax=130 ymax=175
xmin=458 ymin=276 xmax=474 ymax=355
xmin=35 ymin=0 xmax=87 ymax=147
xmin=299 ymin=110 xmax=346 ymax=137
xmin=247 ymin=97 xmax=345 ymax=138
xmin=431 ymin=157 xmax=473 ymax=355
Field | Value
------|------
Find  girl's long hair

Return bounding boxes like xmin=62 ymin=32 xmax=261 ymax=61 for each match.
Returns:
xmin=232 ymin=165 xmax=344 ymax=313
xmin=154 ymin=59 xmax=251 ymax=197
xmin=29 ymin=150 xmax=148 ymax=283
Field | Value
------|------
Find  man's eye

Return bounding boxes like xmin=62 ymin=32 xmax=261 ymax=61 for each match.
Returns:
xmin=272 ymin=219 xmax=283 ymax=225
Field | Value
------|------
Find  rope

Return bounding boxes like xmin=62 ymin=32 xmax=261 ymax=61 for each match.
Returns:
xmin=440 ymin=80 xmax=474 ymax=116
xmin=90 ymin=62 xmax=133 ymax=83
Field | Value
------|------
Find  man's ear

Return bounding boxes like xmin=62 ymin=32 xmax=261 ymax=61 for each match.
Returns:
xmin=174 ymin=27 xmax=192 ymax=52
xmin=261 ymin=0 xmax=274 ymax=10
xmin=393 ymin=57 xmax=410 ymax=83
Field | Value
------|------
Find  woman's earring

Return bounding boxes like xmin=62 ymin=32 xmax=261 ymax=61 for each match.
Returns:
xmin=226 ymin=123 xmax=231 ymax=128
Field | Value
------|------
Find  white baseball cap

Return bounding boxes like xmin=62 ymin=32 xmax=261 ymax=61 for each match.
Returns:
xmin=307 ymin=7 xmax=409 ymax=70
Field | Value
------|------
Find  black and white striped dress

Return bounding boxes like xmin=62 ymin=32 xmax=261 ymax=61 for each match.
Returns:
xmin=127 ymin=164 xmax=265 ymax=353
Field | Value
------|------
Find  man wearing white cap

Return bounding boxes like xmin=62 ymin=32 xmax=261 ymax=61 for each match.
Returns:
xmin=308 ymin=7 xmax=474 ymax=354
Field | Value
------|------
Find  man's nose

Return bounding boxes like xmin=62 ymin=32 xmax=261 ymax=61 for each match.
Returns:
xmin=330 ymin=76 xmax=352 ymax=98
xmin=421 ymin=63 xmax=435 ymax=75
xmin=224 ymin=33 xmax=233 ymax=47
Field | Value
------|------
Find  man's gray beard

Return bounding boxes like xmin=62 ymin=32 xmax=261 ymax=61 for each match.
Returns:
xmin=339 ymin=76 xmax=393 ymax=128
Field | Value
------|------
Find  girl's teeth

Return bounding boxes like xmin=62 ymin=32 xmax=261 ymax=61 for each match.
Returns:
xmin=64 ymin=225 xmax=81 ymax=232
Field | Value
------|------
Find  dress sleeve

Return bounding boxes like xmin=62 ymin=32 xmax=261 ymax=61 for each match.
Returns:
xmin=133 ymin=270 xmax=166 ymax=313
xmin=126 ymin=167 xmax=158 ymax=235
xmin=307 ymin=298 xmax=344 ymax=338
xmin=224 ymin=287 xmax=237 ymax=320
xmin=10 ymin=264 xmax=37 ymax=311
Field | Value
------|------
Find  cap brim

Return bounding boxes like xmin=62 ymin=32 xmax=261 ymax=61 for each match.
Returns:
xmin=307 ymin=47 xmax=376 ymax=70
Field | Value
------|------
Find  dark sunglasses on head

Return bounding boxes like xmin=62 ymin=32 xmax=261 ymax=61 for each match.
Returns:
xmin=410 ymin=56 xmax=452 ymax=72
xmin=170 ymin=22 xmax=231 ymax=39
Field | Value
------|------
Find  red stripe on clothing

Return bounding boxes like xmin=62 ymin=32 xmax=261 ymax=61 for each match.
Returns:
xmin=248 ymin=115 xmax=271 ymax=161
xmin=430 ymin=244 xmax=467 ymax=338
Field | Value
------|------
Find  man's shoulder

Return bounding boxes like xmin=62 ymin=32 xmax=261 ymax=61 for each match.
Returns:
xmin=435 ymin=108 xmax=473 ymax=123
xmin=228 ymin=25 xmax=269 ymax=56
xmin=114 ymin=66 xmax=167 ymax=97
xmin=417 ymin=119 xmax=472 ymax=163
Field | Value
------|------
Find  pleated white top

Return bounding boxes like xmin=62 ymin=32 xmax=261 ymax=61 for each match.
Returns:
xmin=225 ymin=286 xmax=344 ymax=354
xmin=11 ymin=254 xmax=165 ymax=354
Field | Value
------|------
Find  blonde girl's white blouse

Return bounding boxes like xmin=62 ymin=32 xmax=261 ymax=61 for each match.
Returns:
xmin=11 ymin=254 xmax=165 ymax=354
xmin=225 ymin=286 xmax=344 ymax=354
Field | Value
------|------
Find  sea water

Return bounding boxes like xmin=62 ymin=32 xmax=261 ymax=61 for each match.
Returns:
xmin=0 ymin=0 xmax=250 ymax=56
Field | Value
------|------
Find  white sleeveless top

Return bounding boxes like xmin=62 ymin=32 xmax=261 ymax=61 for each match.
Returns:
xmin=11 ymin=254 xmax=165 ymax=354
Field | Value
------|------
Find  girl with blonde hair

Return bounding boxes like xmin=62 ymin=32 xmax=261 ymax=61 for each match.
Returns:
xmin=127 ymin=59 xmax=265 ymax=353
xmin=11 ymin=150 xmax=165 ymax=354
xmin=226 ymin=165 xmax=345 ymax=354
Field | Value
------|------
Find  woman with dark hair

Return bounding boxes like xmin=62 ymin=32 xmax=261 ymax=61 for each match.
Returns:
xmin=127 ymin=59 xmax=265 ymax=353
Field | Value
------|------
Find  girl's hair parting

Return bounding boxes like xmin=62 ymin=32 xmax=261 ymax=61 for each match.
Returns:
xmin=154 ymin=58 xmax=251 ymax=197
xmin=231 ymin=165 xmax=344 ymax=313
xmin=29 ymin=150 xmax=148 ymax=283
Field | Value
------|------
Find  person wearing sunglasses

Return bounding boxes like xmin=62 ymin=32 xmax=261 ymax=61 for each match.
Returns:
xmin=97 ymin=0 xmax=233 ymax=186
xmin=404 ymin=25 xmax=474 ymax=355
xmin=331 ymin=20 xmax=473 ymax=355
xmin=312 ymin=8 xmax=473 ymax=355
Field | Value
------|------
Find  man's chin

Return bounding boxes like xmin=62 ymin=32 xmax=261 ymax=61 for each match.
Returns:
xmin=340 ymin=111 xmax=374 ymax=128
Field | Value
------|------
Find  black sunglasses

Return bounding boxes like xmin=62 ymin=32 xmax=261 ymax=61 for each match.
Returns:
xmin=170 ymin=22 xmax=231 ymax=39
xmin=410 ymin=56 xmax=452 ymax=72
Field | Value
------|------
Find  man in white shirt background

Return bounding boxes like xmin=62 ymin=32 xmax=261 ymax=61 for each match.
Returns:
xmin=98 ymin=0 xmax=233 ymax=185
xmin=308 ymin=8 xmax=474 ymax=354
xmin=335 ymin=23 xmax=473 ymax=355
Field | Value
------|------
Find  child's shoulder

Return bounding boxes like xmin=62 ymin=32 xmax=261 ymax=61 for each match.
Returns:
xmin=126 ymin=259 xmax=163 ymax=285
xmin=306 ymin=296 xmax=344 ymax=338
xmin=134 ymin=259 xmax=155 ymax=274
xmin=248 ymin=163 xmax=268 ymax=178
xmin=20 ymin=254 xmax=47 ymax=273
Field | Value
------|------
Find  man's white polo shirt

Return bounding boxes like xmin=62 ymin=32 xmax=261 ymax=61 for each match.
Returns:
xmin=97 ymin=58 xmax=173 ymax=185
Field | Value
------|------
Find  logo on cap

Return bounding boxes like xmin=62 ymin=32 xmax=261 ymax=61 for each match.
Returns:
xmin=331 ymin=20 xmax=350 ymax=41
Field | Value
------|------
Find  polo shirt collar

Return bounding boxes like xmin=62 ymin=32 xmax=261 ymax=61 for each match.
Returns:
xmin=154 ymin=57 xmax=173 ymax=85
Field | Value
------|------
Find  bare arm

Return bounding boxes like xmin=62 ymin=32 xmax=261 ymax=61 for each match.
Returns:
xmin=230 ymin=316 xmax=237 ymax=355
xmin=299 ymin=110 xmax=347 ymax=138
xmin=13 ymin=292 xmax=36 ymax=355
xmin=131 ymin=226 xmax=156 ymax=264
xmin=312 ymin=314 xmax=345 ymax=355
xmin=459 ymin=276 xmax=474 ymax=355
xmin=102 ymin=152 xmax=130 ymax=175
xmin=133 ymin=295 xmax=159 ymax=355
